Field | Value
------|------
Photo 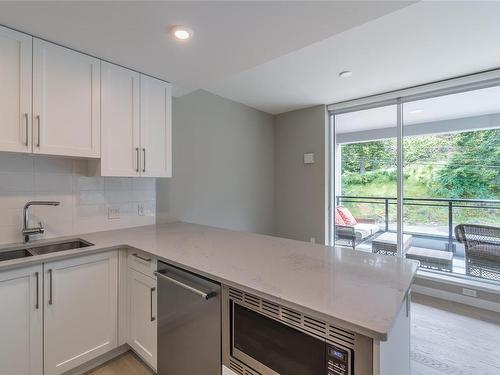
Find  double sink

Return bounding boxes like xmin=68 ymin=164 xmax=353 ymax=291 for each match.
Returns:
xmin=0 ymin=239 xmax=93 ymax=262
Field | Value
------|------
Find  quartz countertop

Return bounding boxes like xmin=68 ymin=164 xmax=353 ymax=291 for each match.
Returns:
xmin=0 ymin=222 xmax=418 ymax=340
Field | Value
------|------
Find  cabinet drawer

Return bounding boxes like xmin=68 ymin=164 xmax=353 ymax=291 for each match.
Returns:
xmin=128 ymin=249 xmax=157 ymax=277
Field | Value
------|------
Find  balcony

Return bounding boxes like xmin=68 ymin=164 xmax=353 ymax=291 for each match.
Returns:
xmin=334 ymin=195 xmax=500 ymax=282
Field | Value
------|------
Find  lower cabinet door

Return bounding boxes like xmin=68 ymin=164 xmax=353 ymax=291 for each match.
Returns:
xmin=128 ymin=268 xmax=157 ymax=370
xmin=0 ymin=265 xmax=43 ymax=375
xmin=44 ymin=251 xmax=118 ymax=375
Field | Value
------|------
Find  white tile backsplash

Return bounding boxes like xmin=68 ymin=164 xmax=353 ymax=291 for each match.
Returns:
xmin=0 ymin=173 xmax=34 ymax=192
xmin=0 ymin=155 xmax=156 ymax=245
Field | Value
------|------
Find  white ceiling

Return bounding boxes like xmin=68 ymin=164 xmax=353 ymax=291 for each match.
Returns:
xmin=1 ymin=1 xmax=499 ymax=116
xmin=336 ymin=85 xmax=500 ymax=134
xmin=0 ymin=1 xmax=413 ymax=97
xmin=207 ymin=1 xmax=500 ymax=114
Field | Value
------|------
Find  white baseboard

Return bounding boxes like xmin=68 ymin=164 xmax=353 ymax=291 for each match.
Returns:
xmin=412 ymin=284 xmax=500 ymax=313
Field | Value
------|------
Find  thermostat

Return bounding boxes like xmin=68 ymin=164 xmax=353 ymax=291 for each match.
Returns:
xmin=304 ymin=153 xmax=314 ymax=164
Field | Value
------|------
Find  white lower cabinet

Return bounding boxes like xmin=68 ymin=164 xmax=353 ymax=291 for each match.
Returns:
xmin=0 ymin=265 xmax=43 ymax=375
xmin=128 ymin=267 xmax=157 ymax=371
xmin=44 ymin=251 xmax=118 ymax=375
xmin=0 ymin=249 xmax=161 ymax=375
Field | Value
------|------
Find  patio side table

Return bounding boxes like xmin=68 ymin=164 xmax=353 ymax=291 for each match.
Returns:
xmin=372 ymin=232 xmax=412 ymax=256
xmin=406 ymin=247 xmax=453 ymax=272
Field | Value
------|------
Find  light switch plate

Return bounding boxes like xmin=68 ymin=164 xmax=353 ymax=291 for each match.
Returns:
xmin=304 ymin=153 xmax=314 ymax=164
xmin=108 ymin=206 xmax=120 ymax=220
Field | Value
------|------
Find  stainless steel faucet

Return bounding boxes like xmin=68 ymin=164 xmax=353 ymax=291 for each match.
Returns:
xmin=22 ymin=201 xmax=60 ymax=243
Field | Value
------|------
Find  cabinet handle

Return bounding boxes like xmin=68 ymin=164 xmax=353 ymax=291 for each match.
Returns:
xmin=142 ymin=148 xmax=146 ymax=173
xmin=24 ymin=113 xmax=29 ymax=146
xmin=132 ymin=253 xmax=152 ymax=262
xmin=135 ymin=147 xmax=140 ymax=172
xmin=150 ymin=287 xmax=156 ymax=322
xmin=35 ymin=271 xmax=39 ymax=309
xmin=48 ymin=269 xmax=53 ymax=305
xmin=36 ymin=115 xmax=41 ymax=147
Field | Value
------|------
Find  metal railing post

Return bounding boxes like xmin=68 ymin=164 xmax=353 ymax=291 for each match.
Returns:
xmin=448 ymin=201 xmax=454 ymax=252
xmin=385 ymin=198 xmax=389 ymax=232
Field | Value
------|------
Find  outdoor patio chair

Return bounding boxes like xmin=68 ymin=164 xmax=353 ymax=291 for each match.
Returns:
xmin=335 ymin=206 xmax=381 ymax=250
xmin=455 ymin=224 xmax=500 ymax=282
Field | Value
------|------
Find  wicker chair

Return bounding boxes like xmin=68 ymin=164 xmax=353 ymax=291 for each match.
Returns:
xmin=455 ymin=224 xmax=500 ymax=282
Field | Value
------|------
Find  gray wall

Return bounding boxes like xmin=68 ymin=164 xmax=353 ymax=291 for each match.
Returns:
xmin=157 ymin=90 xmax=274 ymax=235
xmin=273 ymin=105 xmax=327 ymax=244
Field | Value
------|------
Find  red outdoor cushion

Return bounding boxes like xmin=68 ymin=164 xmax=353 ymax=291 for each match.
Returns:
xmin=335 ymin=211 xmax=346 ymax=225
xmin=337 ymin=206 xmax=357 ymax=226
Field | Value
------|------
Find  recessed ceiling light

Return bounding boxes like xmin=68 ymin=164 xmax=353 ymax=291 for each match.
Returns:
xmin=339 ymin=71 xmax=353 ymax=78
xmin=170 ymin=25 xmax=193 ymax=41
xmin=409 ymin=109 xmax=423 ymax=114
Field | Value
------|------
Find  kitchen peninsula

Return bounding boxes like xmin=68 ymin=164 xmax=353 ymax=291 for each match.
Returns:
xmin=0 ymin=222 xmax=417 ymax=375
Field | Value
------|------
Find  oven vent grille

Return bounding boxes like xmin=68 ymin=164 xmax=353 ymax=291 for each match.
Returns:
xmin=229 ymin=288 xmax=244 ymax=301
xmin=228 ymin=287 xmax=355 ymax=347
xmin=229 ymin=359 xmax=261 ymax=375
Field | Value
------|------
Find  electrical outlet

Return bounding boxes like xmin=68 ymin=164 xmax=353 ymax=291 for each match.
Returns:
xmin=310 ymin=237 xmax=316 ymax=244
xmin=462 ymin=288 xmax=477 ymax=297
xmin=108 ymin=206 xmax=120 ymax=220
xmin=138 ymin=204 xmax=145 ymax=216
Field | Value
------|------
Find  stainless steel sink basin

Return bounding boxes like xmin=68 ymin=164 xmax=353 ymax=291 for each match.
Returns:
xmin=28 ymin=239 xmax=93 ymax=255
xmin=0 ymin=248 xmax=34 ymax=261
xmin=0 ymin=239 xmax=94 ymax=262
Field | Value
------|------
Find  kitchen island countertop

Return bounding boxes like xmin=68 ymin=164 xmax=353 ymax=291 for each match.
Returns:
xmin=0 ymin=222 xmax=418 ymax=340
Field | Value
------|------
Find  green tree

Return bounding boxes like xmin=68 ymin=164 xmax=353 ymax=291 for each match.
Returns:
xmin=432 ymin=129 xmax=500 ymax=199
xmin=403 ymin=135 xmax=454 ymax=165
xmin=341 ymin=140 xmax=395 ymax=174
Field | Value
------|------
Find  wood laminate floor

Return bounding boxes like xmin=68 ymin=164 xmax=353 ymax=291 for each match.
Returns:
xmin=86 ymin=294 xmax=500 ymax=375
xmin=411 ymin=293 xmax=500 ymax=375
xmin=84 ymin=352 xmax=154 ymax=375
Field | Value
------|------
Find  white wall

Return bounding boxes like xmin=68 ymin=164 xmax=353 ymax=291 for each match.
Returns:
xmin=0 ymin=154 xmax=155 ymax=245
xmin=273 ymin=105 xmax=327 ymax=244
xmin=156 ymin=90 xmax=274 ymax=235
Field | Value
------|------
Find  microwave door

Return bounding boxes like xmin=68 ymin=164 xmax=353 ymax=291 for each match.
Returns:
xmin=231 ymin=302 xmax=326 ymax=375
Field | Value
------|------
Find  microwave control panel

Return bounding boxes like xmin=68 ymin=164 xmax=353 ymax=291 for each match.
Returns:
xmin=326 ymin=345 xmax=351 ymax=375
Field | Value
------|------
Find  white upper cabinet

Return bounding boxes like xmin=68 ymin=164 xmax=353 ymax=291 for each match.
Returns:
xmin=0 ymin=26 xmax=172 ymax=175
xmin=0 ymin=265 xmax=43 ymax=375
xmin=100 ymin=62 xmax=141 ymax=176
xmin=33 ymin=39 xmax=101 ymax=158
xmin=0 ymin=26 xmax=32 ymax=153
xmin=98 ymin=70 xmax=172 ymax=178
xmin=140 ymin=75 xmax=172 ymax=178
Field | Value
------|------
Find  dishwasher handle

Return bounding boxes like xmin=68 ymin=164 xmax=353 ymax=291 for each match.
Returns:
xmin=155 ymin=271 xmax=217 ymax=300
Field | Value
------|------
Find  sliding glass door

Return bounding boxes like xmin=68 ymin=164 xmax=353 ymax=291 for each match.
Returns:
xmin=402 ymin=86 xmax=500 ymax=282
xmin=331 ymin=104 xmax=399 ymax=254
xmin=329 ymin=80 xmax=500 ymax=284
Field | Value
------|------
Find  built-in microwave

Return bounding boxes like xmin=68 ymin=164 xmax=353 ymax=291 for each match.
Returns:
xmin=222 ymin=286 xmax=373 ymax=375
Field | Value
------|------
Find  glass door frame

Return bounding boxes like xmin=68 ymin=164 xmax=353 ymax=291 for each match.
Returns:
xmin=327 ymin=69 xmax=500 ymax=262
xmin=328 ymin=99 xmax=403 ymax=255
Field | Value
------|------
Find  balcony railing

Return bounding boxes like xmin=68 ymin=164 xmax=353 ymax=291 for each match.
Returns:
xmin=336 ymin=195 xmax=500 ymax=252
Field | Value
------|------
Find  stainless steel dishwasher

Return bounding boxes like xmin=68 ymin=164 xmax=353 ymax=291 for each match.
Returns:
xmin=155 ymin=261 xmax=221 ymax=375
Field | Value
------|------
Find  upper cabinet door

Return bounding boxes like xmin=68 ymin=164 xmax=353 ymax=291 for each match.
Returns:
xmin=140 ymin=75 xmax=172 ymax=177
xmin=0 ymin=26 xmax=32 ymax=153
xmin=101 ymin=62 xmax=140 ymax=176
xmin=33 ymin=39 xmax=100 ymax=158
